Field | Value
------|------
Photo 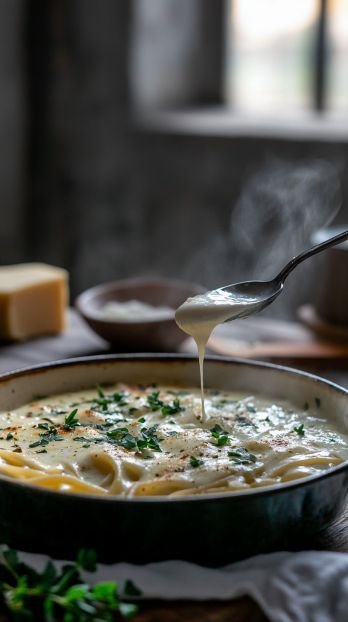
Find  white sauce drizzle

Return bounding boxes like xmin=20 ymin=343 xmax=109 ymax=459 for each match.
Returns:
xmin=175 ymin=289 xmax=260 ymax=420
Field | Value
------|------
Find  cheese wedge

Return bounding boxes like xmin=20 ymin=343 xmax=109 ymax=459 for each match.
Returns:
xmin=0 ymin=263 xmax=68 ymax=341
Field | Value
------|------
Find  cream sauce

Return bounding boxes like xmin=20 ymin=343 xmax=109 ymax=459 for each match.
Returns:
xmin=175 ymin=289 xmax=259 ymax=419
xmin=0 ymin=384 xmax=346 ymax=496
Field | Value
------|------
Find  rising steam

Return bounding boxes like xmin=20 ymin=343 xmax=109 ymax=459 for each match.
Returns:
xmin=185 ymin=158 xmax=341 ymax=317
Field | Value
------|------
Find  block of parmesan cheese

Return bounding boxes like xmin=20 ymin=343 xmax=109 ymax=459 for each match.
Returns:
xmin=0 ymin=263 xmax=68 ymax=341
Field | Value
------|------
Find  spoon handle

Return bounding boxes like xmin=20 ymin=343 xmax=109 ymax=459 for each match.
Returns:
xmin=276 ymin=229 xmax=348 ymax=283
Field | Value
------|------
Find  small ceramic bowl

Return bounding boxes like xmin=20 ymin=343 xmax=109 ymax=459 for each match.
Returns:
xmin=75 ymin=277 xmax=205 ymax=351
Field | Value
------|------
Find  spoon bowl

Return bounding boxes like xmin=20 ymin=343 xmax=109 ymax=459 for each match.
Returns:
xmin=218 ymin=228 xmax=348 ymax=323
xmin=220 ymin=280 xmax=284 ymax=320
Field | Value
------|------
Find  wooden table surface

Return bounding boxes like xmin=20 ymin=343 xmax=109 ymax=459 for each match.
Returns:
xmin=1 ymin=310 xmax=348 ymax=621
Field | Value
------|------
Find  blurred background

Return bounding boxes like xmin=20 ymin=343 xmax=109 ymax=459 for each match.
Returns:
xmin=2 ymin=0 xmax=348 ymax=317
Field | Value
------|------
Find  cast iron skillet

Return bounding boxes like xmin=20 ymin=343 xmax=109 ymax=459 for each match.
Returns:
xmin=0 ymin=354 xmax=347 ymax=566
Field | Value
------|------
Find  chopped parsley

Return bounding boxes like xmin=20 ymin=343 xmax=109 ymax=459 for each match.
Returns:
xmin=5 ymin=433 xmax=13 ymax=441
xmin=106 ymin=428 xmax=138 ymax=450
xmin=76 ymin=424 xmax=164 ymax=453
xmin=228 ymin=447 xmax=257 ymax=465
xmin=71 ymin=387 xmax=129 ymax=414
xmin=146 ymin=392 xmax=184 ymax=416
xmin=210 ymin=424 xmax=229 ymax=447
xmin=29 ymin=426 xmax=64 ymax=448
xmin=161 ymin=398 xmax=184 ymax=416
xmin=190 ymin=456 xmax=203 ymax=468
xmin=91 ymin=391 xmax=128 ymax=413
xmin=136 ymin=426 xmax=162 ymax=452
xmin=146 ymin=391 xmax=163 ymax=411
xmin=293 ymin=424 xmax=305 ymax=437
xmin=73 ymin=436 xmax=104 ymax=444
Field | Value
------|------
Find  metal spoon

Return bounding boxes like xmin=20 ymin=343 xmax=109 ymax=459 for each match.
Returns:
xmin=218 ymin=228 xmax=348 ymax=322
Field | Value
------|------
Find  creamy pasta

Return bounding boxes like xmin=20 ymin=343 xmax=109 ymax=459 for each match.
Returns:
xmin=0 ymin=383 xmax=346 ymax=496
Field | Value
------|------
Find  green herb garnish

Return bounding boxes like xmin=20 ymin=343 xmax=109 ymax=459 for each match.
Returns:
xmin=210 ymin=424 xmax=229 ymax=447
xmin=161 ymin=398 xmax=184 ymax=416
xmin=0 ymin=547 xmax=139 ymax=620
xmin=293 ymin=424 xmax=305 ymax=437
xmin=106 ymin=428 xmax=138 ymax=450
xmin=228 ymin=447 xmax=257 ymax=464
xmin=146 ymin=391 xmax=163 ymax=411
xmin=29 ymin=426 xmax=64 ymax=448
xmin=73 ymin=436 xmax=104 ymax=444
xmin=137 ymin=426 xmax=162 ymax=452
xmin=64 ymin=409 xmax=80 ymax=430
xmin=190 ymin=456 xmax=203 ymax=468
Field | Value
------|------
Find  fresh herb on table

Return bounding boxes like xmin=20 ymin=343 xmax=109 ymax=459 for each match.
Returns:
xmin=210 ymin=424 xmax=229 ymax=447
xmin=64 ymin=409 xmax=80 ymax=430
xmin=293 ymin=423 xmax=305 ymax=437
xmin=190 ymin=456 xmax=203 ymax=468
xmin=228 ymin=447 xmax=257 ymax=465
xmin=0 ymin=547 xmax=139 ymax=621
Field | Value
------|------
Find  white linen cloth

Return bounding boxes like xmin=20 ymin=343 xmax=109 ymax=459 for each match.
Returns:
xmin=17 ymin=550 xmax=348 ymax=622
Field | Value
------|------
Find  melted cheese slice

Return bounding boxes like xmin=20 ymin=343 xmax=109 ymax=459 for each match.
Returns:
xmin=0 ymin=384 xmax=347 ymax=497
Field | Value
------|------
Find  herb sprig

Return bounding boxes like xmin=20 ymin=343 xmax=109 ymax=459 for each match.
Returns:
xmin=64 ymin=409 xmax=80 ymax=430
xmin=0 ymin=547 xmax=139 ymax=621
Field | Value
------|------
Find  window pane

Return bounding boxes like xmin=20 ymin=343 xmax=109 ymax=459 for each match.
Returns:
xmin=327 ymin=0 xmax=348 ymax=111
xmin=226 ymin=0 xmax=318 ymax=113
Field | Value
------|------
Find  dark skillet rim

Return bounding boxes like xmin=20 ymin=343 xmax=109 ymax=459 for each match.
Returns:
xmin=0 ymin=353 xmax=348 ymax=504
